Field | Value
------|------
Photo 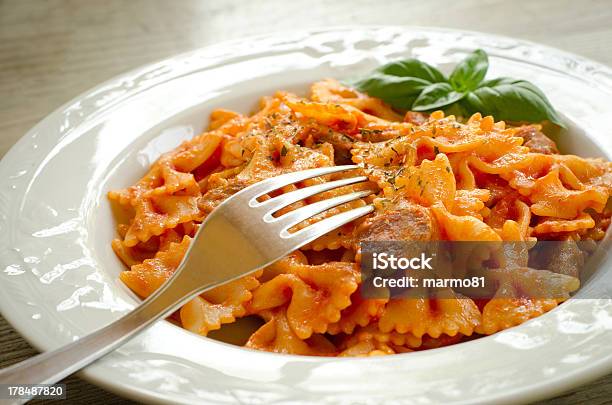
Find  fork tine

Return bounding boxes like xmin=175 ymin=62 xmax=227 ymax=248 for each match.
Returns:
xmin=269 ymin=190 xmax=373 ymax=234
xmin=283 ymin=205 xmax=374 ymax=242
xmin=239 ymin=165 xmax=359 ymax=200
xmin=254 ymin=176 xmax=368 ymax=211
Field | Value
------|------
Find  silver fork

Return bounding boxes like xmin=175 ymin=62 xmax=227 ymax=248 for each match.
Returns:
xmin=0 ymin=165 xmax=373 ymax=393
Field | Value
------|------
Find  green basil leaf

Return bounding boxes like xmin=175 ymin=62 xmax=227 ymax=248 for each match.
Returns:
xmin=348 ymin=51 xmax=563 ymax=128
xmin=412 ymin=83 xmax=465 ymax=111
xmin=347 ymin=58 xmax=447 ymax=110
xmin=461 ymin=77 xmax=565 ymax=127
xmin=376 ymin=59 xmax=447 ymax=83
xmin=450 ymin=49 xmax=488 ymax=92
xmin=380 ymin=95 xmax=419 ymax=111
xmin=351 ymin=72 xmax=431 ymax=108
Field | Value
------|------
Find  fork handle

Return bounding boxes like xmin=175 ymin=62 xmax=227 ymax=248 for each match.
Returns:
xmin=0 ymin=277 xmax=204 ymax=399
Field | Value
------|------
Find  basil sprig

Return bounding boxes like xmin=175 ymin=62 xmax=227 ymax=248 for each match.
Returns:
xmin=350 ymin=49 xmax=564 ymax=127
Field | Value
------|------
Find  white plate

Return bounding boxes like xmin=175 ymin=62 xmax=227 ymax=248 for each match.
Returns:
xmin=1 ymin=27 xmax=612 ymax=404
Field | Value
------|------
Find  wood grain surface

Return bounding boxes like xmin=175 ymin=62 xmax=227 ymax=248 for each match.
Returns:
xmin=1 ymin=0 xmax=612 ymax=403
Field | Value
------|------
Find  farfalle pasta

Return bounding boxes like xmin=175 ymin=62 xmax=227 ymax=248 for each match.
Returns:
xmin=110 ymin=79 xmax=612 ymax=356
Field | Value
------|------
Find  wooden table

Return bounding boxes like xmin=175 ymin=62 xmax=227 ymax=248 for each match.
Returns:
xmin=1 ymin=0 xmax=611 ymax=403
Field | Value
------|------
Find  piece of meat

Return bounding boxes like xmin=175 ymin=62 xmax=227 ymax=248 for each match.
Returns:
xmin=355 ymin=201 xmax=438 ymax=242
xmin=547 ymin=241 xmax=584 ymax=278
xmin=529 ymin=237 xmax=584 ymax=278
xmin=318 ymin=129 xmax=354 ymax=165
xmin=354 ymin=201 xmax=438 ymax=267
xmin=403 ymin=111 xmax=429 ymax=126
xmin=515 ymin=125 xmax=559 ymax=154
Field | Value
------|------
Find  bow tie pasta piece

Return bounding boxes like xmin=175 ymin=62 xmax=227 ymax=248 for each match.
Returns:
xmin=249 ymin=256 xmax=359 ymax=339
xmin=300 ymin=223 xmax=356 ymax=251
xmin=338 ymin=323 xmax=424 ymax=357
xmin=284 ymin=92 xmax=415 ymax=138
xmin=529 ymin=170 xmax=607 ymax=219
xmin=419 ymin=333 xmax=464 ymax=350
xmin=408 ymin=112 xmax=511 ymax=159
xmin=108 ymin=133 xmax=224 ymax=246
xmin=487 ymin=199 xmax=533 ymax=242
xmin=119 ymin=236 xmax=191 ymax=297
xmin=476 ymin=297 xmax=558 ymax=335
xmin=378 ymin=293 xmax=481 ymax=339
xmin=449 ymin=153 xmax=478 ymax=190
xmin=396 ymin=154 xmax=456 ymax=209
xmin=327 ymin=293 xmax=388 ymax=335
xmin=351 ymin=137 xmax=417 ymax=196
xmin=124 ymin=194 xmax=201 ymax=245
xmin=180 ymin=274 xmax=261 ymax=336
xmin=501 ymin=154 xmax=612 ymax=195
xmin=432 ymin=203 xmax=501 ymax=241
xmin=339 ymin=325 xmax=462 ymax=355
xmin=468 ymin=151 xmax=536 ymax=175
xmin=533 ymin=213 xmax=595 ymax=235
xmin=554 ymin=155 xmax=612 ymax=191
xmin=246 ymin=309 xmax=336 ymax=356
xmin=452 ymin=189 xmax=490 ymax=220
xmin=338 ymin=339 xmax=396 ymax=357
xmin=415 ymin=131 xmax=486 ymax=155
xmin=485 ymin=267 xmax=580 ymax=301
xmin=207 ymin=108 xmax=242 ymax=131
xmin=343 ymin=323 xmax=423 ymax=349
xmin=112 ymin=236 xmax=160 ymax=268
xmin=284 ymin=98 xmax=361 ymax=134
xmin=171 ymin=132 xmax=225 ymax=173
xmin=310 ymin=79 xmax=404 ymax=122
xmin=475 ymin=267 xmax=579 ymax=335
